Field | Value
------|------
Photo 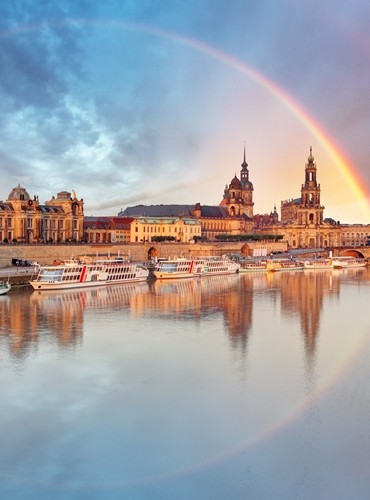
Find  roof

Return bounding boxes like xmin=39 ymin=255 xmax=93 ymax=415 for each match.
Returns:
xmin=84 ymin=216 xmax=134 ymax=230
xmin=119 ymin=204 xmax=195 ymax=217
xmin=119 ymin=204 xmax=237 ymax=219
xmin=135 ymin=216 xmax=201 ymax=225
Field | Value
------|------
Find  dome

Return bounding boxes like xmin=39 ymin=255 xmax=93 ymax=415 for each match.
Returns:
xmin=229 ymin=175 xmax=242 ymax=189
xmin=242 ymin=180 xmax=254 ymax=189
xmin=7 ymin=184 xmax=31 ymax=201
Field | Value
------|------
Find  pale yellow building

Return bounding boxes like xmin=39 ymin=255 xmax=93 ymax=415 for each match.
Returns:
xmin=130 ymin=216 xmax=201 ymax=243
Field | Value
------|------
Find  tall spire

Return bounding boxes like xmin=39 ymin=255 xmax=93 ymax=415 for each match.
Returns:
xmin=241 ymin=142 xmax=248 ymax=168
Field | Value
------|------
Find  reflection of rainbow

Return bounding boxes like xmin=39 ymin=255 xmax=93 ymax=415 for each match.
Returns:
xmin=1 ymin=18 xmax=369 ymax=215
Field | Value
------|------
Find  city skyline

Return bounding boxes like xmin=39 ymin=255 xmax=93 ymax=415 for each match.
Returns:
xmin=0 ymin=2 xmax=370 ymax=223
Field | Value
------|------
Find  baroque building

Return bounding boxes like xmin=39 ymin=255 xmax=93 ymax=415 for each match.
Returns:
xmin=120 ymin=147 xmax=255 ymax=240
xmin=254 ymin=147 xmax=370 ymax=248
xmin=2 ymin=145 xmax=370 ymax=249
xmin=0 ymin=186 xmax=84 ymax=243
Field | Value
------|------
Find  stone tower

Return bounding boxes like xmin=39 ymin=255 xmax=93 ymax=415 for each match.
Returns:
xmin=297 ymin=147 xmax=325 ymax=225
xmin=221 ymin=145 xmax=254 ymax=218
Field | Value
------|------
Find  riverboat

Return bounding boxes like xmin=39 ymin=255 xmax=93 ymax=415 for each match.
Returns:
xmin=194 ymin=256 xmax=240 ymax=276
xmin=266 ymin=258 xmax=305 ymax=272
xmin=29 ymin=259 xmax=149 ymax=290
xmin=153 ymin=258 xmax=196 ymax=280
xmin=0 ymin=281 xmax=11 ymax=295
xmin=239 ymin=259 xmax=268 ymax=273
xmin=303 ymin=258 xmax=333 ymax=270
xmin=331 ymin=256 xmax=367 ymax=269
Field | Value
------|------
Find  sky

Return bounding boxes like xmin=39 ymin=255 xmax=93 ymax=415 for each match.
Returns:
xmin=0 ymin=0 xmax=370 ymax=223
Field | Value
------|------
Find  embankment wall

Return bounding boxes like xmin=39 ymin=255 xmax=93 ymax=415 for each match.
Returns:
xmin=0 ymin=240 xmax=288 ymax=268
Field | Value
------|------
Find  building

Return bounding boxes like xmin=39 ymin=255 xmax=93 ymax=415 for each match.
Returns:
xmin=254 ymin=148 xmax=370 ymax=248
xmin=0 ymin=185 xmax=84 ymax=243
xmin=2 ymin=146 xmax=370 ymax=250
xmin=84 ymin=216 xmax=133 ymax=244
xmin=120 ymin=147 xmax=254 ymax=240
xmin=131 ymin=216 xmax=201 ymax=243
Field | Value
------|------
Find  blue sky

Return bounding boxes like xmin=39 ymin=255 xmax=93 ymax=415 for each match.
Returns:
xmin=1 ymin=0 xmax=370 ymax=222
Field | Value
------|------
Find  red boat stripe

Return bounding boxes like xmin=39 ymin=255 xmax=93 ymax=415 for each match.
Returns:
xmin=79 ymin=266 xmax=87 ymax=282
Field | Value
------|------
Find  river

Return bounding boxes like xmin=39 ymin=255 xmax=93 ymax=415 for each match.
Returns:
xmin=1 ymin=268 xmax=370 ymax=499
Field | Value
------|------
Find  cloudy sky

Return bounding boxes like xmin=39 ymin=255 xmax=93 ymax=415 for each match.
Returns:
xmin=0 ymin=0 xmax=369 ymax=223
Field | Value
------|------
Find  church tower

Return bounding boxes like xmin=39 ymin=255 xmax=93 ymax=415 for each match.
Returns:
xmin=297 ymin=147 xmax=325 ymax=225
xmin=221 ymin=145 xmax=254 ymax=218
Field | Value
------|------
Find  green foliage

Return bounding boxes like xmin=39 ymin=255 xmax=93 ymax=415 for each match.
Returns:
xmin=215 ymin=234 xmax=283 ymax=242
xmin=151 ymin=235 xmax=176 ymax=242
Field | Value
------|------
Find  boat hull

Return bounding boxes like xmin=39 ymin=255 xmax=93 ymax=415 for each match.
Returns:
xmin=29 ymin=276 xmax=148 ymax=291
xmin=0 ymin=282 xmax=11 ymax=295
xmin=29 ymin=260 xmax=149 ymax=291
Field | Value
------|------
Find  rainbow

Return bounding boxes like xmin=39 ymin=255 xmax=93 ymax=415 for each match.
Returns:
xmin=1 ymin=18 xmax=369 ymax=213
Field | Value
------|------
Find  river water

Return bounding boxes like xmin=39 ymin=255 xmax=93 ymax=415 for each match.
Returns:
xmin=1 ymin=268 xmax=370 ymax=500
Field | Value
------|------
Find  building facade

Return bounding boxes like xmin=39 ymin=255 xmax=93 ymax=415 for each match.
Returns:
xmin=119 ymin=148 xmax=255 ymax=240
xmin=0 ymin=186 xmax=84 ymax=243
xmin=254 ymin=148 xmax=370 ymax=248
xmin=2 ymin=147 xmax=370 ymax=249
xmin=84 ymin=216 xmax=133 ymax=244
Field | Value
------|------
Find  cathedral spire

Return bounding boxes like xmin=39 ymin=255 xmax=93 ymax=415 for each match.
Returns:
xmin=241 ymin=142 xmax=248 ymax=168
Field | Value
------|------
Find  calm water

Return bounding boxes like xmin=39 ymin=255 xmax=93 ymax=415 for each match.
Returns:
xmin=1 ymin=268 xmax=370 ymax=500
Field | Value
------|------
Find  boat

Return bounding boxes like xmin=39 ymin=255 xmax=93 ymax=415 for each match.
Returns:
xmin=266 ymin=258 xmax=304 ymax=272
xmin=239 ymin=259 xmax=268 ymax=273
xmin=29 ymin=258 xmax=149 ymax=290
xmin=331 ymin=256 xmax=367 ymax=269
xmin=0 ymin=281 xmax=11 ymax=295
xmin=153 ymin=258 xmax=196 ymax=280
xmin=303 ymin=258 xmax=333 ymax=270
xmin=194 ymin=256 xmax=240 ymax=276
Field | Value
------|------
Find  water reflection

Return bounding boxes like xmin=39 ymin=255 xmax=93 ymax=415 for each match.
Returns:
xmin=1 ymin=268 xmax=370 ymax=498
xmin=1 ymin=267 xmax=369 ymax=363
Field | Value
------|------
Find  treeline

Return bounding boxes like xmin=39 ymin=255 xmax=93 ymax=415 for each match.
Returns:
xmin=214 ymin=234 xmax=284 ymax=242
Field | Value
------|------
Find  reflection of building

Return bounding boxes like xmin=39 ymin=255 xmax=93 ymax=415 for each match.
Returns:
xmin=0 ymin=186 xmax=84 ymax=243
xmin=148 ymin=275 xmax=253 ymax=346
xmin=270 ymin=270 xmax=340 ymax=367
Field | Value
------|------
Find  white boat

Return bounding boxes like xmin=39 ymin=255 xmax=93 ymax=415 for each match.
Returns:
xmin=153 ymin=258 xmax=196 ymax=280
xmin=266 ymin=258 xmax=304 ymax=272
xmin=29 ymin=259 xmax=149 ymax=290
xmin=303 ymin=258 xmax=333 ymax=270
xmin=331 ymin=256 xmax=366 ymax=269
xmin=0 ymin=281 xmax=11 ymax=295
xmin=239 ymin=259 xmax=268 ymax=273
xmin=194 ymin=256 xmax=240 ymax=276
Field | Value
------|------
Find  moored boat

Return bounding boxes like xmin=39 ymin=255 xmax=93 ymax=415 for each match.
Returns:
xmin=194 ymin=256 xmax=240 ymax=276
xmin=303 ymin=258 xmax=333 ymax=270
xmin=0 ymin=281 xmax=11 ymax=295
xmin=331 ymin=256 xmax=366 ymax=269
xmin=29 ymin=259 xmax=149 ymax=290
xmin=239 ymin=259 xmax=268 ymax=273
xmin=266 ymin=258 xmax=304 ymax=272
xmin=153 ymin=258 xmax=196 ymax=280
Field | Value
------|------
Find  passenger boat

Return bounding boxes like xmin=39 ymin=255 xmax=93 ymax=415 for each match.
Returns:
xmin=29 ymin=259 xmax=149 ymax=290
xmin=0 ymin=281 xmax=11 ymax=295
xmin=331 ymin=256 xmax=367 ymax=269
xmin=303 ymin=258 xmax=333 ymax=270
xmin=239 ymin=259 xmax=268 ymax=273
xmin=266 ymin=258 xmax=304 ymax=272
xmin=153 ymin=258 xmax=196 ymax=280
xmin=194 ymin=256 xmax=240 ymax=276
